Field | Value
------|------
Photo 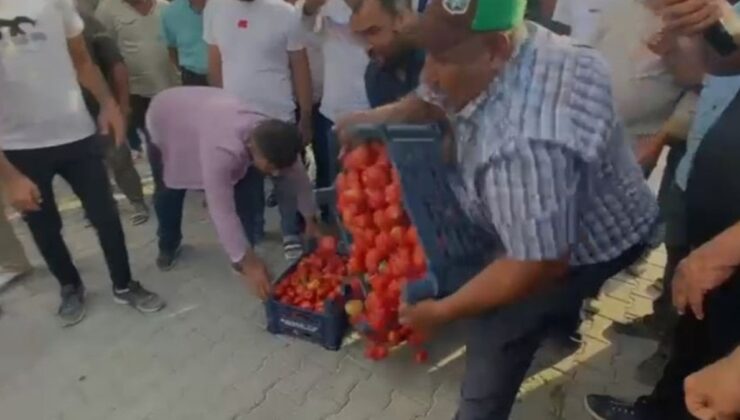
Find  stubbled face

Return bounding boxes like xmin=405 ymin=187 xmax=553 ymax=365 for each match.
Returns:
xmin=422 ymin=35 xmax=509 ymax=112
xmin=350 ymin=0 xmax=410 ymax=64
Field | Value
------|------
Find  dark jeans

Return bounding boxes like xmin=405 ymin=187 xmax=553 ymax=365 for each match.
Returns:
xmin=180 ymin=67 xmax=209 ymax=87
xmin=156 ymin=165 xmax=301 ymax=253
xmin=4 ymin=137 xmax=132 ymax=290
xmin=130 ymin=94 xmax=165 ymax=195
xmin=312 ymin=106 xmax=334 ymax=190
xmin=455 ymin=243 xmax=646 ymax=419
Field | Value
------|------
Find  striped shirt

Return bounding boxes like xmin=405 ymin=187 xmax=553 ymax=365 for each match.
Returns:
xmin=419 ymin=23 xmax=659 ymax=265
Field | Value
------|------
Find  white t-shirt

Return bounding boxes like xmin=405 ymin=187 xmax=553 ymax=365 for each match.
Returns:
xmin=204 ymin=0 xmax=305 ymax=122
xmin=0 ymin=0 xmax=96 ymax=150
xmin=304 ymin=0 xmax=369 ymax=122
xmin=552 ymin=0 xmax=612 ymax=46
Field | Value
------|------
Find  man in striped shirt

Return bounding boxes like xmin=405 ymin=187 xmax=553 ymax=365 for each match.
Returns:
xmin=337 ymin=0 xmax=659 ymax=417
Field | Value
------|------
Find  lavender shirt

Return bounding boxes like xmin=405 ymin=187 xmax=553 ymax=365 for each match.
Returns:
xmin=147 ymin=87 xmax=316 ymax=263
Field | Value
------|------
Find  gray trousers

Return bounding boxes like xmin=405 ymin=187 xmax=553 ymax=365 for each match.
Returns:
xmin=101 ymin=135 xmax=145 ymax=205
xmin=0 ymin=192 xmax=30 ymax=272
xmin=455 ymin=244 xmax=645 ymax=419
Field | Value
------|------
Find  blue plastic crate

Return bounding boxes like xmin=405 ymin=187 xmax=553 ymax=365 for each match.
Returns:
xmin=265 ymin=256 xmax=349 ymax=351
xmin=350 ymin=124 xmax=500 ymax=304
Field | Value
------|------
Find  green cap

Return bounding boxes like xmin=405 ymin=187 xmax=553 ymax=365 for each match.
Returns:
xmin=472 ymin=0 xmax=527 ymax=31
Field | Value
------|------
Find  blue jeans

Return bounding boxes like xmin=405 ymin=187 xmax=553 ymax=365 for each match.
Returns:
xmin=455 ymin=243 xmax=646 ymax=420
xmin=155 ymin=166 xmax=300 ymax=253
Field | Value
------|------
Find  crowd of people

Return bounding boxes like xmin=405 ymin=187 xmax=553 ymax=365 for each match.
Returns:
xmin=1 ymin=0 xmax=740 ymax=419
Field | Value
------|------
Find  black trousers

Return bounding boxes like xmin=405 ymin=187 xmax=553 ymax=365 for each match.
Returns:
xmin=130 ymin=94 xmax=165 ymax=195
xmin=4 ymin=137 xmax=133 ymax=290
xmin=180 ymin=67 xmax=209 ymax=86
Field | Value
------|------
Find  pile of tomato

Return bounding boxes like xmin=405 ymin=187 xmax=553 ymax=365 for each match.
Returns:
xmin=273 ymin=237 xmax=345 ymax=313
xmin=337 ymin=142 xmax=429 ymax=363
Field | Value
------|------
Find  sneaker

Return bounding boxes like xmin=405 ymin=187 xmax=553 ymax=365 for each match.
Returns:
xmin=584 ymin=395 xmax=648 ymax=420
xmin=283 ymin=236 xmax=303 ymax=262
xmin=130 ymin=202 xmax=150 ymax=226
xmin=58 ymin=284 xmax=86 ymax=327
xmin=156 ymin=245 xmax=182 ymax=271
xmin=113 ymin=281 xmax=165 ymax=313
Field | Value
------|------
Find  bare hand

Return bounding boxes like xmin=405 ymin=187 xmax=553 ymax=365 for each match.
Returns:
xmin=672 ymin=244 xmax=735 ymax=320
xmin=635 ymin=133 xmax=668 ymax=170
xmin=656 ymin=0 xmax=723 ymax=36
xmin=646 ymin=29 xmax=680 ymax=56
xmin=685 ymin=350 xmax=740 ymax=419
xmin=399 ymin=299 xmax=450 ymax=334
xmin=241 ymin=254 xmax=272 ymax=301
xmin=98 ymin=99 xmax=126 ymax=147
xmin=3 ymin=173 xmax=41 ymax=212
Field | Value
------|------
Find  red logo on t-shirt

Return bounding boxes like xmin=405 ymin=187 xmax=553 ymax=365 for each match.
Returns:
xmin=237 ymin=19 xmax=248 ymax=29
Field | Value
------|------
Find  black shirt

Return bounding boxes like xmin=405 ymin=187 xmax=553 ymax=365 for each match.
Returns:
xmin=364 ymin=48 xmax=425 ymax=108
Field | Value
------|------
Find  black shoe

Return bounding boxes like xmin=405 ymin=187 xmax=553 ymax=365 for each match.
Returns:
xmin=156 ymin=245 xmax=181 ymax=271
xmin=58 ymin=284 xmax=86 ymax=327
xmin=584 ymin=395 xmax=648 ymax=420
xmin=113 ymin=281 xmax=166 ymax=313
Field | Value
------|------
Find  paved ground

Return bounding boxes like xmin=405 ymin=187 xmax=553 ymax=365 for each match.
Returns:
xmin=0 ymin=159 xmax=669 ymax=420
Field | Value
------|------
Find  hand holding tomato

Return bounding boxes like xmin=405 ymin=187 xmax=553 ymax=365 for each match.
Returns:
xmin=241 ymin=251 xmax=272 ymax=301
xmin=399 ymin=299 xmax=450 ymax=335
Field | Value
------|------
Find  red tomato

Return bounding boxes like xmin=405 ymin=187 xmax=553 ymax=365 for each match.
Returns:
xmin=354 ymin=213 xmax=373 ymax=229
xmin=341 ymin=188 xmax=365 ymax=206
xmin=365 ymin=188 xmax=386 ymax=210
xmin=365 ymin=292 xmax=382 ymax=312
xmin=385 ymin=182 xmax=402 ymax=205
xmin=368 ymin=309 xmax=390 ymax=332
xmin=315 ymin=302 xmax=325 ymax=313
xmin=299 ymin=301 xmax=313 ymax=311
xmin=385 ymin=204 xmax=404 ymax=223
xmin=412 ymin=245 xmax=426 ymax=272
xmin=318 ymin=236 xmax=337 ymax=255
xmin=361 ymin=228 xmax=380 ymax=245
xmin=347 ymin=257 xmax=364 ymax=275
xmin=405 ymin=226 xmax=420 ymax=247
xmin=336 ymin=172 xmax=347 ymax=191
xmin=414 ymin=349 xmax=429 ymax=364
xmin=365 ymin=248 xmax=382 ymax=273
xmin=373 ymin=345 xmax=389 ymax=360
xmin=369 ymin=274 xmax=390 ymax=292
xmin=408 ymin=331 xmax=427 ymax=347
xmin=346 ymin=170 xmax=363 ymax=189
xmin=389 ymin=226 xmax=406 ymax=246
xmin=389 ymin=248 xmax=411 ymax=276
xmin=373 ymin=209 xmax=392 ymax=231
xmin=362 ymin=165 xmax=391 ymax=189
xmin=374 ymin=231 xmax=394 ymax=256
xmin=375 ymin=150 xmax=391 ymax=168
xmin=343 ymin=145 xmax=374 ymax=170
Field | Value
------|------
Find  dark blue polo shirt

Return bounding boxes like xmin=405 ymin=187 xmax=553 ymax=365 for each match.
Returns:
xmin=364 ymin=48 xmax=426 ymax=108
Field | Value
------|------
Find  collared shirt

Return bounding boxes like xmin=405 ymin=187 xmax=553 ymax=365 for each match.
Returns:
xmin=365 ymin=49 xmax=425 ymax=108
xmin=160 ymin=0 xmax=208 ymax=75
xmin=675 ymin=3 xmax=740 ymax=190
xmin=146 ymin=87 xmax=317 ymax=263
xmin=418 ymin=22 xmax=658 ymax=265
xmin=95 ymin=0 xmax=179 ymax=97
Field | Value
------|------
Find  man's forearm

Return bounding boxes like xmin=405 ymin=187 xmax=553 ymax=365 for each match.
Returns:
xmin=207 ymin=45 xmax=223 ymax=87
xmin=367 ymin=95 xmax=444 ymax=124
xmin=702 ymin=221 xmax=740 ymax=268
xmin=111 ymin=62 xmax=130 ymax=113
xmin=438 ymin=257 xmax=569 ymax=320
xmin=0 ymin=151 xmax=22 ymax=183
xmin=69 ymin=37 xmax=114 ymax=106
xmin=290 ymin=50 xmax=313 ymax=119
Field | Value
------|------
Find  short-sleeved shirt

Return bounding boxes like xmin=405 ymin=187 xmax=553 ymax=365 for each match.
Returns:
xmin=160 ymin=0 xmax=207 ymax=75
xmin=146 ymin=87 xmax=317 ymax=263
xmin=418 ymin=23 xmax=659 ymax=265
xmin=365 ymin=49 xmax=425 ymax=108
xmin=0 ymin=0 xmax=96 ymax=150
xmin=95 ymin=0 xmax=178 ymax=97
xmin=204 ymin=0 xmax=306 ymax=122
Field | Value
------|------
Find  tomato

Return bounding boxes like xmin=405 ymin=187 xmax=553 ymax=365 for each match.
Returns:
xmin=347 ymin=256 xmax=364 ymax=275
xmin=346 ymin=170 xmax=363 ymax=189
xmin=372 ymin=345 xmax=389 ymax=360
xmin=299 ymin=301 xmax=313 ymax=311
xmin=389 ymin=226 xmax=406 ymax=246
xmin=373 ymin=209 xmax=392 ymax=231
xmin=368 ymin=309 xmax=390 ymax=332
xmin=343 ymin=145 xmax=374 ymax=170
xmin=408 ymin=331 xmax=427 ymax=347
xmin=385 ymin=182 xmax=402 ymax=205
xmin=365 ymin=248 xmax=382 ymax=273
xmin=389 ymin=248 xmax=411 ymax=276
xmin=414 ymin=349 xmax=429 ymax=364
xmin=318 ymin=236 xmax=337 ymax=255
xmin=315 ymin=302 xmax=325 ymax=313
xmin=374 ymin=231 xmax=394 ymax=256
xmin=361 ymin=228 xmax=380 ymax=246
xmin=336 ymin=172 xmax=347 ymax=191
xmin=362 ymin=165 xmax=391 ymax=189
xmin=365 ymin=292 xmax=382 ymax=312
xmin=405 ymin=226 xmax=420 ymax=247
xmin=365 ymin=188 xmax=386 ymax=210
xmin=412 ymin=245 xmax=426 ymax=272
xmin=354 ymin=213 xmax=373 ymax=229
xmin=385 ymin=204 xmax=404 ymax=223
xmin=387 ymin=330 xmax=402 ymax=346
xmin=341 ymin=188 xmax=365 ymax=207
xmin=375 ymin=150 xmax=391 ymax=168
